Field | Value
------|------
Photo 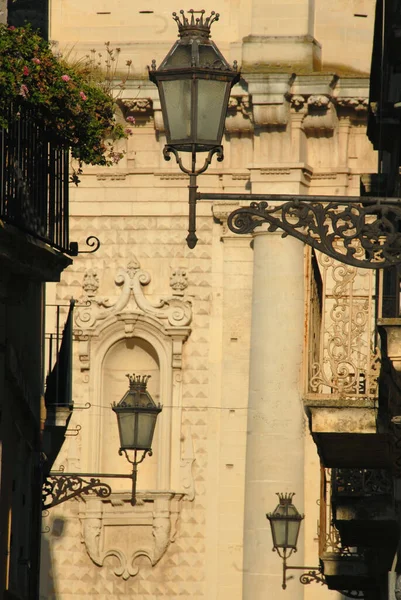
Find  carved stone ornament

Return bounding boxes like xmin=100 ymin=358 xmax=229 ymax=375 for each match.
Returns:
xmin=76 ymin=257 xmax=192 ymax=332
xmin=226 ymin=95 xmax=253 ymax=133
xmin=303 ymin=95 xmax=336 ymax=132
xmin=170 ymin=267 xmax=188 ymax=296
xmin=79 ymin=493 xmax=183 ymax=580
xmin=336 ymin=97 xmax=369 ymax=113
xmin=290 ymin=94 xmax=307 ymax=112
xmin=117 ymin=98 xmax=153 ymax=122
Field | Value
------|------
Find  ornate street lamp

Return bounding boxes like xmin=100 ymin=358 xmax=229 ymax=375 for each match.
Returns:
xmin=149 ymin=8 xmax=240 ymax=248
xmin=149 ymin=9 xmax=401 ymax=269
xmin=266 ymin=493 xmax=324 ymax=589
xmin=112 ymin=374 xmax=162 ymax=506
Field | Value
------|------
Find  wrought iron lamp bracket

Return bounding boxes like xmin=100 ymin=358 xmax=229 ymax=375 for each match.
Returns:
xmin=194 ymin=189 xmax=401 ymax=269
xmin=163 ymin=145 xmax=224 ymax=248
xmin=163 ymin=145 xmax=224 ymax=177
xmin=280 ymin=550 xmax=325 ymax=589
xmin=42 ymin=474 xmax=112 ymax=509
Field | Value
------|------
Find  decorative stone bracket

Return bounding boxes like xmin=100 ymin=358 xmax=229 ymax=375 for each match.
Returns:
xmin=79 ymin=492 xmax=184 ymax=579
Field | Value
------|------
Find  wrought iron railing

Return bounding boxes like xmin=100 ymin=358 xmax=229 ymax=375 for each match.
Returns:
xmin=0 ymin=105 xmax=71 ymax=253
xmin=305 ymin=248 xmax=380 ymax=402
xmin=332 ymin=468 xmax=393 ymax=498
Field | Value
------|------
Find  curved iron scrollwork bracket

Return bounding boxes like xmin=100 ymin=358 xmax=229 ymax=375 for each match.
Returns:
xmin=163 ymin=145 xmax=224 ymax=248
xmin=77 ymin=235 xmax=101 ymax=254
xmin=227 ymin=199 xmax=401 ymax=269
xmin=42 ymin=475 xmax=112 ymax=509
xmin=299 ymin=569 xmax=326 ymax=586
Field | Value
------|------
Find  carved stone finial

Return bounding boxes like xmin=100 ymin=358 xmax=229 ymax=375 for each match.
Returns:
xmin=172 ymin=9 xmax=219 ymax=39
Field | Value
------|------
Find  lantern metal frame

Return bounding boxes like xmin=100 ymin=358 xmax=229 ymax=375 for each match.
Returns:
xmin=266 ymin=493 xmax=325 ymax=590
xmin=42 ymin=374 xmax=162 ymax=509
xmin=149 ymin=9 xmax=401 ymax=269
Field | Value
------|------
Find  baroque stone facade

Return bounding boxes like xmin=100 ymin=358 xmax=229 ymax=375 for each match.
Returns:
xmin=41 ymin=2 xmax=379 ymax=600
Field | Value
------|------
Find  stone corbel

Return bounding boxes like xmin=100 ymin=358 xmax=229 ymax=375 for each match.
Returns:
xmin=303 ymin=95 xmax=337 ymax=134
xmin=117 ymin=98 xmax=153 ymax=122
xmin=247 ymin=74 xmax=293 ymax=127
xmin=335 ymin=97 xmax=369 ymax=119
xmin=225 ymin=95 xmax=254 ymax=134
xmin=290 ymin=94 xmax=307 ymax=114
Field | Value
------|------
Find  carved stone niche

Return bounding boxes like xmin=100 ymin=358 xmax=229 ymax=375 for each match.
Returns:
xmin=80 ymin=492 xmax=183 ymax=580
xmin=74 ymin=256 xmax=195 ymax=579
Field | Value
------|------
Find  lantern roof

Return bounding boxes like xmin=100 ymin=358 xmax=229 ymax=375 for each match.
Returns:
xmin=149 ymin=9 xmax=239 ymax=75
xmin=267 ymin=493 xmax=304 ymax=521
xmin=113 ymin=374 xmax=161 ymax=411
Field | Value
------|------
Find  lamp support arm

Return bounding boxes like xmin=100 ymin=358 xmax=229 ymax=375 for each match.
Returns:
xmin=196 ymin=191 xmax=401 ymax=270
xmin=282 ymin=557 xmax=325 ymax=589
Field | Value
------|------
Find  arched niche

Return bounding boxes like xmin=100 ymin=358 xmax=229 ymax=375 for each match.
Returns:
xmin=101 ymin=337 xmax=161 ymax=491
xmin=80 ymin=313 xmax=187 ymax=494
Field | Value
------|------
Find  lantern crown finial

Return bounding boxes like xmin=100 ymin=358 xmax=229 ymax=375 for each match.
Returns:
xmin=277 ymin=492 xmax=296 ymax=506
xmin=172 ymin=9 xmax=220 ymax=39
xmin=126 ymin=373 xmax=151 ymax=392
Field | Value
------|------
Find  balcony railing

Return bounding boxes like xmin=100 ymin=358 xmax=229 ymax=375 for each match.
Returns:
xmin=305 ymin=248 xmax=380 ymax=402
xmin=0 ymin=105 xmax=70 ymax=254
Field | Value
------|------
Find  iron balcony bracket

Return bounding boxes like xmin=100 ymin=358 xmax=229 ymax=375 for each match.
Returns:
xmin=197 ymin=192 xmax=401 ymax=269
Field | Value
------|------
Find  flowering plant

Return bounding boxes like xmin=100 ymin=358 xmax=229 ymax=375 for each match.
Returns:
xmin=0 ymin=24 xmax=127 ymax=180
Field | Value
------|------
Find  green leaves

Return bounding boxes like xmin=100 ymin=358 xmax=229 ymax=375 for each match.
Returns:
xmin=0 ymin=24 xmax=127 ymax=171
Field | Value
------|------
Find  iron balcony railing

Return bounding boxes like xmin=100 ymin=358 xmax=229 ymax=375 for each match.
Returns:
xmin=0 ymin=105 xmax=71 ymax=254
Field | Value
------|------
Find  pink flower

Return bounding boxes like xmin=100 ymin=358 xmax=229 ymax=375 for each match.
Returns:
xmin=31 ymin=58 xmax=41 ymax=65
xmin=19 ymin=84 xmax=29 ymax=98
xmin=61 ymin=75 xmax=71 ymax=82
xmin=79 ymin=91 xmax=88 ymax=101
xmin=23 ymin=66 xmax=29 ymax=76
xmin=8 ymin=26 xmax=16 ymax=31
xmin=125 ymin=128 xmax=133 ymax=136
xmin=126 ymin=116 xmax=135 ymax=124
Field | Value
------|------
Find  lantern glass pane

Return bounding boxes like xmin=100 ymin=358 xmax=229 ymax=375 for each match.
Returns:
xmin=287 ymin=519 xmax=301 ymax=547
xmin=196 ymin=79 xmax=229 ymax=142
xmin=136 ymin=412 xmax=158 ymax=450
xmin=198 ymin=44 xmax=221 ymax=67
xmin=117 ymin=412 xmax=138 ymax=448
xmin=164 ymin=44 xmax=192 ymax=68
xmin=161 ymin=79 xmax=192 ymax=141
xmin=271 ymin=518 xmax=287 ymax=548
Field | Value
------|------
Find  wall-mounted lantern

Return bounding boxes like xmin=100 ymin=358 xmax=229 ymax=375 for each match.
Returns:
xmin=266 ymin=493 xmax=324 ymax=589
xmin=112 ymin=374 xmax=162 ymax=506
xmin=43 ymin=374 xmax=162 ymax=509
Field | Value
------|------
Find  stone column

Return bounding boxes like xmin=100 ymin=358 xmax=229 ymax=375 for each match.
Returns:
xmin=242 ymin=228 xmax=305 ymax=600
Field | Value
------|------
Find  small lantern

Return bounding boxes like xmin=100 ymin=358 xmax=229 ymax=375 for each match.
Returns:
xmin=112 ymin=374 xmax=162 ymax=453
xmin=266 ymin=493 xmax=304 ymax=556
xmin=149 ymin=9 xmax=240 ymax=153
